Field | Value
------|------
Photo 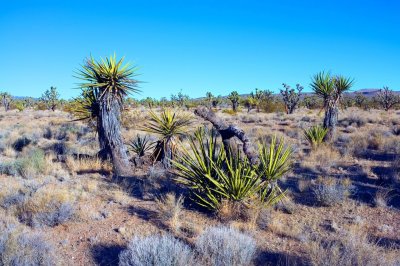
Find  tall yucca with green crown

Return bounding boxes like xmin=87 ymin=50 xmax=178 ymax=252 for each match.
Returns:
xmin=311 ymin=72 xmax=353 ymax=141
xmin=76 ymin=54 xmax=140 ymax=176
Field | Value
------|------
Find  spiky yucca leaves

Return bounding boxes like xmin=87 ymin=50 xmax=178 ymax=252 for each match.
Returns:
xmin=172 ymin=128 xmax=292 ymax=210
xmin=142 ymin=109 xmax=192 ymax=167
xmin=257 ymin=136 xmax=292 ymax=204
xmin=68 ymin=89 xmax=99 ymax=122
xmin=172 ymin=128 xmax=225 ymax=209
xmin=311 ymin=72 xmax=354 ymax=141
xmin=304 ymin=125 xmax=329 ymax=148
xmin=128 ymin=134 xmax=154 ymax=157
xmin=258 ymin=136 xmax=293 ymax=182
xmin=75 ymin=54 xmax=140 ymax=177
xmin=76 ymin=54 xmax=140 ymax=108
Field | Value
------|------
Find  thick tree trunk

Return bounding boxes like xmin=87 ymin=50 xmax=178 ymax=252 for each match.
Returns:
xmin=194 ymin=106 xmax=259 ymax=166
xmin=232 ymin=102 xmax=238 ymax=112
xmin=323 ymin=104 xmax=339 ymax=142
xmin=98 ymin=97 xmax=133 ymax=177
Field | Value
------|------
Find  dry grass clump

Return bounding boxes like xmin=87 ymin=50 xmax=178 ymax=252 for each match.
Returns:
xmin=301 ymin=146 xmax=342 ymax=174
xmin=307 ymin=230 xmax=400 ymax=266
xmin=374 ymin=189 xmax=393 ymax=208
xmin=15 ymin=185 xmax=77 ymax=227
xmin=0 ymin=148 xmax=48 ymax=178
xmin=155 ymin=193 xmax=184 ymax=232
xmin=65 ymin=156 xmax=112 ymax=174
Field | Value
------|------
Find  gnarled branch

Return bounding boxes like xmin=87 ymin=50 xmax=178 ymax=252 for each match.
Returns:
xmin=194 ymin=106 xmax=259 ymax=166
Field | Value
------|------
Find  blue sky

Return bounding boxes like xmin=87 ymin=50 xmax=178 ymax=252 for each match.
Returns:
xmin=1 ymin=0 xmax=399 ymax=99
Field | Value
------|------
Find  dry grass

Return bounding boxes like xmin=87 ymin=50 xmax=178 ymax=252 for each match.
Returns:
xmin=155 ymin=193 xmax=184 ymax=232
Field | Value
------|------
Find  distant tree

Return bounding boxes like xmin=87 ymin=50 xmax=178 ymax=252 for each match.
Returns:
xmin=342 ymin=94 xmax=355 ymax=109
xmin=177 ymin=91 xmax=189 ymax=108
xmin=142 ymin=97 xmax=156 ymax=109
xmin=375 ymin=86 xmax=400 ymax=111
xmin=0 ymin=92 xmax=12 ymax=112
xmin=243 ymin=96 xmax=256 ymax=112
xmin=280 ymin=83 xmax=303 ymax=114
xmin=302 ymin=95 xmax=319 ymax=109
xmin=40 ymin=86 xmax=60 ymax=111
xmin=354 ymin=92 xmax=367 ymax=109
xmin=13 ymin=100 xmax=26 ymax=112
xmin=23 ymin=97 xmax=35 ymax=108
xmin=311 ymin=72 xmax=354 ymax=141
xmin=228 ymin=91 xmax=240 ymax=112
xmin=206 ymin=92 xmax=214 ymax=108
xmin=212 ymin=95 xmax=222 ymax=108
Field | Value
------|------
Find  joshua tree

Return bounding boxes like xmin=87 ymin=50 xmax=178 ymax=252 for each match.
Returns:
xmin=375 ymin=86 xmax=400 ymax=111
xmin=280 ymin=83 xmax=303 ymax=114
xmin=40 ymin=86 xmax=60 ymax=111
xmin=243 ymin=96 xmax=256 ymax=112
xmin=354 ymin=92 xmax=367 ymax=109
xmin=228 ymin=91 xmax=240 ymax=112
xmin=206 ymin=92 xmax=214 ymax=108
xmin=0 ymin=92 xmax=12 ymax=111
xmin=142 ymin=109 xmax=192 ymax=168
xmin=311 ymin=72 xmax=353 ymax=141
xmin=212 ymin=95 xmax=221 ymax=108
xmin=302 ymin=95 xmax=319 ymax=109
xmin=76 ymin=54 xmax=140 ymax=177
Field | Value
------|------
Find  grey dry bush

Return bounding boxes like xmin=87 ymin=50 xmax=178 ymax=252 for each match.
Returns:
xmin=0 ymin=221 xmax=56 ymax=266
xmin=118 ymin=234 xmax=195 ymax=266
xmin=195 ymin=226 xmax=256 ymax=266
xmin=312 ymin=178 xmax=351 ymax=207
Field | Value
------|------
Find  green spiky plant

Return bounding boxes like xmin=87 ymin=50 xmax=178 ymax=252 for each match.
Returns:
xmin=75 ymin=54 xmax=140 ymax=176
xmin=128 ymin=134 xmax=154 ymax=157
xmin=142 ymin=109 xmax=192 ymax=168
xmin=311 ymin=72 xmax=353 ymax=141
xmin=69 ymin=89 xmax=99 ymax=122
xmin=172 ymin=128 xmax=291 ymax=210
xmin=303 ymin=125 xmax=328 ymax=149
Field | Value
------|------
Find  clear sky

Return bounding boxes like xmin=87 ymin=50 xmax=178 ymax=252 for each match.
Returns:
xmin=1 ymin=0 xmax=399 ymax=99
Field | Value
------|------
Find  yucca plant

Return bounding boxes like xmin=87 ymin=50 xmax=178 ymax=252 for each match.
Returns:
xmin=142 ymin=109 xmax=192 ymax=167
xmin=304 ymin=125 xmax=328 ymax=148
xmin=128 ymin=134 xmax=154 ymax=157
xmin=69 ymin=89 xmax=99 ymax=122
xmin=257 ymin=136 xmax=292 ymax=204
xmin=75 ymin=54 xmax=140 ymax=176
xmin=172 ymin=128 xmax=292 ymax=210
xmin=311 ymin=72 xmax=354 ymax=141
xmin=173 ymin=128 xmax=261 ymax=209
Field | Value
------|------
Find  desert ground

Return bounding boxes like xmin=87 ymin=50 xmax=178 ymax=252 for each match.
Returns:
xmin=0 ymin=106 xmax=399 ymax=265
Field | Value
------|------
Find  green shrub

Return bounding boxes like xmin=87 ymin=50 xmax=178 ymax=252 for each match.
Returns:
xmin=304 ymin=125 xmax=328 ymax=148
xmin=14 ymin=149 xmax=47 ymax=178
